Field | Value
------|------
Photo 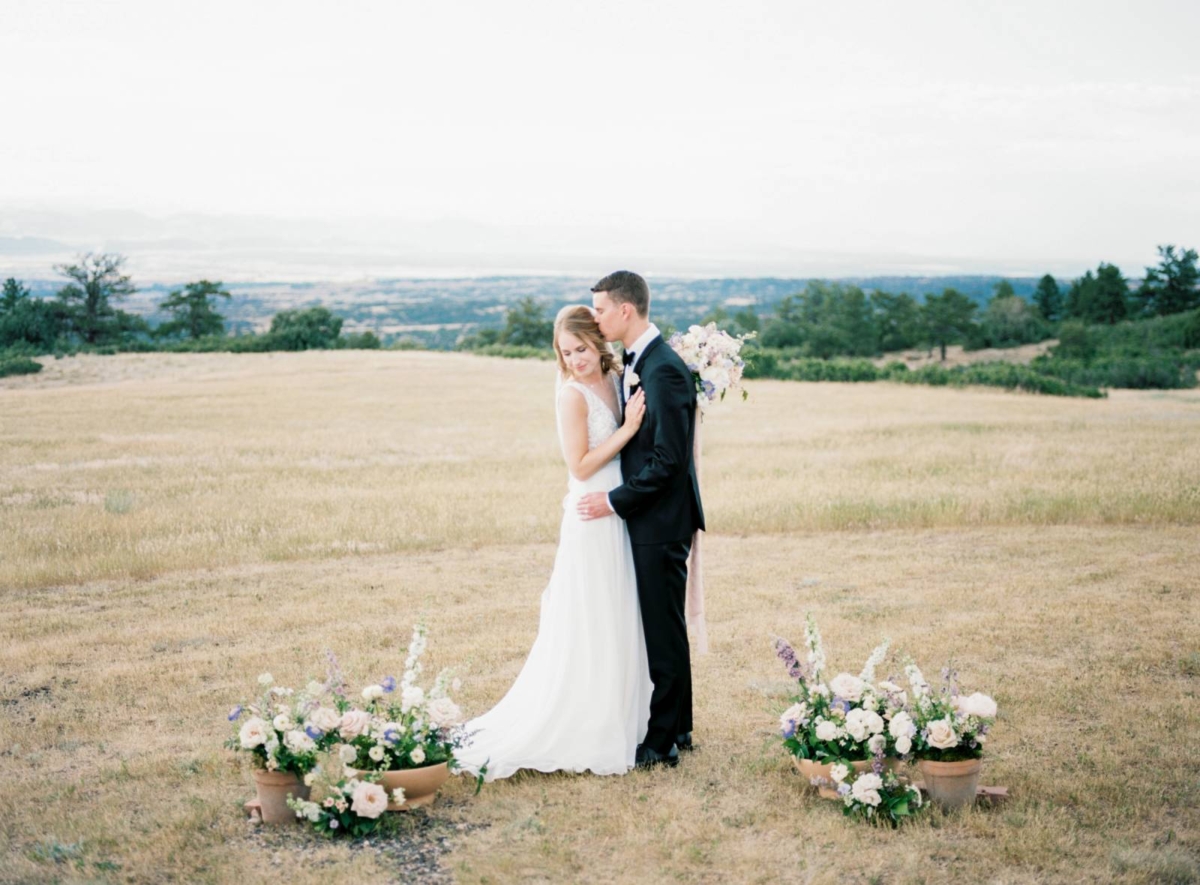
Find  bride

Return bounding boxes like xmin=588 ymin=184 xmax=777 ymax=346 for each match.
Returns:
xmin=454 ymin=305 xmax=653 ymax=780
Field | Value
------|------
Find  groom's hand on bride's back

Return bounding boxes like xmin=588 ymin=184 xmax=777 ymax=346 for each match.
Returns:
xmin=576 ymin=492 xmax=614 ymax=521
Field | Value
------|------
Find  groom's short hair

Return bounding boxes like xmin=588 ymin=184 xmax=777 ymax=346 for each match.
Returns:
xmin=591 ymin=270 xmax=650 ymax=318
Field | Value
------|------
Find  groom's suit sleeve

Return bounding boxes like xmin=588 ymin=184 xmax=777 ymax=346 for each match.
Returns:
xmin=609 ymin=358 xmax=693 ymax=519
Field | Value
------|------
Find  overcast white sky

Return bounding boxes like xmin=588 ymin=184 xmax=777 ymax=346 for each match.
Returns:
xmin=2 ymin=0 xmax=1198 ymax=277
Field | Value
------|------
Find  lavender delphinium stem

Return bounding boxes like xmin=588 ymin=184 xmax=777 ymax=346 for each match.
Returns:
xmin=324 ymin=649 xmax=347 ymax=699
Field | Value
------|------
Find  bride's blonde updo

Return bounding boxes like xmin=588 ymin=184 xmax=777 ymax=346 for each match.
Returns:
xmin=553 ymin=305 xmax=619 ymax=379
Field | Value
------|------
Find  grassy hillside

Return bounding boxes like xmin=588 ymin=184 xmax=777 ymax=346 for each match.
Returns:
xmin=1 ymin=352 xmax=1198 ymax=883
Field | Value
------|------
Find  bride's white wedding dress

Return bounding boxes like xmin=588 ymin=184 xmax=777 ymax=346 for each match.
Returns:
xmin=454 ymin=374 xmax=652 ymax=781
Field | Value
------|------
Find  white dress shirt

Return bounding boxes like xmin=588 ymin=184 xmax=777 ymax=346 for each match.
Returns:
xmin=622 ymin=324 xmax=661 ymax=401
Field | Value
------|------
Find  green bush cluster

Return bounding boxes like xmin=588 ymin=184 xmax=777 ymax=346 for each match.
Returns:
xmin=0 ymin=355 xmax=42 ymax=377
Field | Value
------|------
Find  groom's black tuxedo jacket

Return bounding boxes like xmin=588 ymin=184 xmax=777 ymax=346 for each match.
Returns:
xmin=610 ymin=335 xmax=705 ymax=545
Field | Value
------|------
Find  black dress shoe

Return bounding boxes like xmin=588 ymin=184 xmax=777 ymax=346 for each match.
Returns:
xmin=676 ymin=732 xmax=694 ymax=752
xmin=635 ymin=744 xmax=680 ymax=769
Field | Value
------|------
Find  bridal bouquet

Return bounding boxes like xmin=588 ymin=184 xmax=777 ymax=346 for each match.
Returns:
xmin=338 ymin=624 xmax=469 ymax=773
xmin=905 ymin=661 xmax=997 ymax=761
xmin=774 ymin=615 xmax=912 ymax=764
xmin=225 ymin=672 xmax=343 ymax=776
xmin=667 ymin=323 xmax=753 ymax=412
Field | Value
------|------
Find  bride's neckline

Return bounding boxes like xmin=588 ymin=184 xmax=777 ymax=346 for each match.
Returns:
xmin=569 ymin=372 xmax=620 ymax=425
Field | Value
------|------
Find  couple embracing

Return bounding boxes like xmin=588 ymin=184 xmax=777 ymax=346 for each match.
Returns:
xmin=455 ymin=270 xmax=705 ymax=778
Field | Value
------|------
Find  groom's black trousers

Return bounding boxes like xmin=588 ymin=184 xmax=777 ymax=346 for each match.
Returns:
xmin=630 ymin=537 xmax=693 ymax=756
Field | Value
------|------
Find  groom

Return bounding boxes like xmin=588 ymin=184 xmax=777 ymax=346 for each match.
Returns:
xmin=578 ymin=270 xmax=705 ymax=769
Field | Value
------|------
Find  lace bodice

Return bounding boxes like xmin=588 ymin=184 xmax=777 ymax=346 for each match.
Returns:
xmin=559 ymin=375 xmax=621 ymax=451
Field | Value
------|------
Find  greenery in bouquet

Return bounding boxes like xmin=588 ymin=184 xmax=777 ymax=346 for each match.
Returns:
xmin=774 ymin=615 xmax=916 ymax=765
xmin=905 ymin=660 xmax=998 ymax=762
xmin=225 ymin=670 xmax=345 ymax=776
xmin=287 ymin=770 xmax=401 ymax=838
xmin=336 ymin=624 xmax=469 ymax=773
xmin=835 ymin=764 xmax=925 ymax=827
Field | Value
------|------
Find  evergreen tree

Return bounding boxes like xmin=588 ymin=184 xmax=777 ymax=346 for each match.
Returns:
xmin=1033 ymin=274 xmax=1063 ymax=322
xmin=1136 ymin=245 xmax=1199 ymax=317
xmin=268 ymin=306 xmax=343 ymax=350
xmin=157 ymin=280 xmax=231 ymax=339
xmin=54 ymin=253 xmax=136 ymax=345
xmin=500 ymin=297 xmax=553 ymax=348
xmin=0 ymin=278 xmax=66 ymax=351
xmin=921 ymin=288 xmax=977 ymax=361
xmin=871 ymin=290 xmax=921 ymax=352
xmin=1091 ymin=263 xmax=1129 ymax=324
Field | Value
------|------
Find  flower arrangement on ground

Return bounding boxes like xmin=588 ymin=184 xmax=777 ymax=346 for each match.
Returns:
xmin=905 ymin=661 xmax=997 ymax=761
xmin=287 ymin=773 xmax=401 ymax=838
xmin=226 ymin=671 xmax=343 ymax=776
xmin=774 ymin=615 xmax=909 ymax=769
xmin=336 ymin=624 xmax=469 ymax=775
xmin=667 ymin=323 xmax=753 ymax=412
xmin=834 ymin=763 xmax=924 ymax=827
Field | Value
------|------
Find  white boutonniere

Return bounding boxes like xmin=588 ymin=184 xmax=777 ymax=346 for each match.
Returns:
xmin=627 ymin=371 xmax=640 ymax=387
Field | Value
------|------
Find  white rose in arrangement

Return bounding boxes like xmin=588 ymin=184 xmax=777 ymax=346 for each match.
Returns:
xmin=814 ymin=719 xmax=841 ymax=742
xmin=239 ymin=716 xmax=269 ymax=749
xmin=862 ymin=693 xmax=879 ymax=712
xmin=410 ymin=746 xmax=426 ymax=765
xmin=338 ymin=744 xmax=359 ymax=764
xmin=888 ymin=711 xmax=915 ymax=739
xmin=284 ymin=729 xmax=316 ymax=754
xmin=309 ymin=707 xmax=341 ymax=733
xmin=426 ymin=697 xmax=463 ymax=728
xmin=955 ymin=692 xmax=998 ymax=720
xmin=895 ymin=734 xmax=912 ymax=756
xmin=349 ymin=781 xmax=389 ymax=819
xmin=829 ymin=763 xmax=850 ymax=784
xmin=257 ymin=672 xmax=274 ymax=687
xmin=829 ymin=673 xmax=865 ymax=702
xmin=627 ymin=371 xmax=640 ymax=387
xmin=401 ymin=685 xmax=425 ymax=713
xmin=779 ymin=702 xmax=807 ymax=730
xmin=368 ymin=745 xmax=386 ymax=762
xmin=926 ymin=717 xmax=959 ymax=749
xmin=338 ymin=710 xmax=372 ymax=740
xmin=273 ymin=714 xmax=293 ymax=733
xmin=868 ymin=734 xmax=887 ymax=755
xmin=851 ymin=773 xmax=884 ymax=807
xmin=862 ymin=710 xmax=885 ymax=735
xmin=362 ymin=684 xmax=385 ymax=702
xmin=844 ymin=709 xmax=871 ymax=742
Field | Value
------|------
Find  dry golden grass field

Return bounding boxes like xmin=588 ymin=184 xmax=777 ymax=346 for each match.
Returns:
xmin=2 ymin=350 xmax=1198 ymax=885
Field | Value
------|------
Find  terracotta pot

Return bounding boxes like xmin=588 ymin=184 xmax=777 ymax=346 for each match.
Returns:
xmin=252 ymin=769 xmax=310 ymax=824
xmin=792 ymin=757 xmax=903 ymax=800
xmin=347 ymin=762 xmax=450 ymax=811
xmin=918 ymin=757 xmax=982 ymax=810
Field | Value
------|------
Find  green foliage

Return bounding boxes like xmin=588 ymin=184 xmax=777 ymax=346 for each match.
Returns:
xmin=267 ymin=306 xmax=343 ymax=350
xmin=500 ymin=297 xmax=553 ymax=348
xmin=1066 ymin=263 xmax=1129 ymax=325
xmin=1136 ymin=244 xmax=1199 ymax=317
xmin=921 ymin=288 xmax=977 ymax=360
xmin=1033 ymin=274 xmax=1064 ymax=322
xmin=870 ymin=290 xmax=921 ymax=353
xmin=970 ymin=293 xmax=1051 ymax=349
xmin=0 ymin=355 xmax=43 ymax=377
xmin=337 ymin=330 xmax=382 ymax=350
xmin=0 ymin=277 xmax=68 ymax=352
xmin=54 ymin=253 xmax=137 ymax=345
xmin=1033 ymin=355 xmax=1199 ymax=390
xmin=760 ymin=281 xmax=878 ymax=358
xmin=467 ymin=343 xmax=555 ymax=361
xmin=157 ymin=280 xmax=230 ymax=340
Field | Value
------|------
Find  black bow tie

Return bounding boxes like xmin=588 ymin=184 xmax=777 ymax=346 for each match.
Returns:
xmin=624 ymin=350 xmax=636 ymax=369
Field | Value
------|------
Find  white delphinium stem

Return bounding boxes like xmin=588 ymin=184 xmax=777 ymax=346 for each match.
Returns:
xmin=859 ymin=639 xmax=890 ymax=684
xmin=804 ymin=614 xmax=826 ymax=679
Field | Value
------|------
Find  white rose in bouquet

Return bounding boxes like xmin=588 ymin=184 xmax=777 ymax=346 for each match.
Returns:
xmin=368 ymin=745 xmax=386 ymax=762
xmin=239 ymin=716 xmax=269 ymax=749
xmin=362 ymin=684 xmax=385 ymax=702
xmin=814 ymin=719 xmax=841 ymax=742
xmin=284 ymin=729 xmax=316 ymax=754
xmin=954 ymin=692 xmax=998 ymax=720
xmin=851 ymin=772 xmax=884 ymax=807
xmin=350 ymin=781 xmax=389 ymax=819
xmin=844 ymin=709 xmax=871 ymax=742
xmin=338 ymin=743 xmax=359 ymax=764
xmin=273 ymin=714 xmax=293 ymax=732
xmin=426 ymin=697 xmax=463 ymax=728
xmin=830 ymin=763 xmax=851 ymax=784
xmin=926 ymin=717 xmax=959 ymax=749
xmin=829 ymin=673 xmax=865 ymax=702
xmin=338 ymin=710 xmax=372 ymax=740
xmin=410 ymin=746 xmax=426 ymax=765
xmin=895 ymin=734 xmax=912 ymax=755
xmin=309 ymin=707 xmax=341 ymax=733
xmin=868 ymin=734 xmax=887 ymax=755
xmin=779 ymin=702 xmax=808 ymax=730
xmin=888 ymin=711 xmax=914 ymax=739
